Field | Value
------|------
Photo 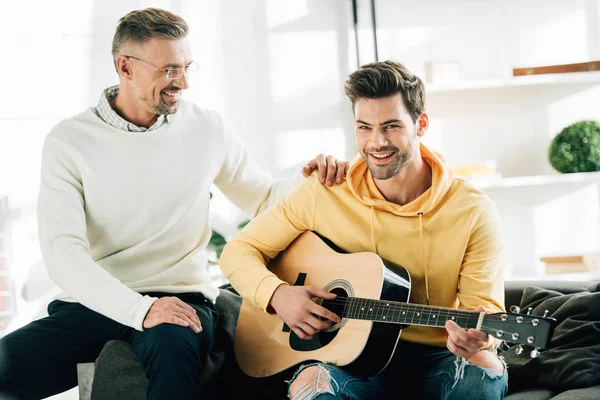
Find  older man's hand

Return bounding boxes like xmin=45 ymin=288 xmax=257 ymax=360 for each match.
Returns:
xmin=143 ymin=297 xmax=202 ymax=333
xmin=302 ymin=154 xmax=349 ymax=186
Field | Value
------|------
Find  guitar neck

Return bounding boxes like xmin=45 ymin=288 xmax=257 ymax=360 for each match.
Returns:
xmin=339 ymin=297 xmax=482 ymax=330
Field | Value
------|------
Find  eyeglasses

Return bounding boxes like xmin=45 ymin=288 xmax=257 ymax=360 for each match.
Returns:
xmin=123 ymin=55 xmax=199 ymax=80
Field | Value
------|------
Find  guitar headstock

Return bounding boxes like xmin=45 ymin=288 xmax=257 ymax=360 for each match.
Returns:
xmin=481 ymin=306 xmax=556 ymax=358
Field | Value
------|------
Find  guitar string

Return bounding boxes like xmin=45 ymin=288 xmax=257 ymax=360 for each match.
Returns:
xmin=323 ymin=297 xmax=486 ymax=318
xmin=313 ymin=298 xmax=542 ymax=343
xmin=320 ymin=297 xmax=542 ymax=323
xmin=322 ymin=299 xmax=539 ymax=342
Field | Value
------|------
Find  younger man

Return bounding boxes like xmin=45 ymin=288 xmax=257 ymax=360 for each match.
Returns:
xmin=221 ymin=60 xmax=507 ymax=399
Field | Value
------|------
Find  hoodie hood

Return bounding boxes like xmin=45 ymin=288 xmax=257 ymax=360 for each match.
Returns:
xmin=347 ymin=142 xmax=454 ymax=216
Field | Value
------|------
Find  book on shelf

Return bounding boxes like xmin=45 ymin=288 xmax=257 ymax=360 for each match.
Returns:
xmin=541 ymin=254 xmax=600 ymax=274
xmin=513 ymin=61 xmax=600 ymax=77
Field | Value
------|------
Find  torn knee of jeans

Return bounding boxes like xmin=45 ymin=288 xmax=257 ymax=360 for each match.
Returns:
xmin=452 ymin=356 xmax=468 ymax=388
xmin=452 ymin=356 xmax=506 ymax=388
xmin=287 ymin=364 xmax=339 ymax=400
xmin=480 ymin=355 xmax=508 ymax=379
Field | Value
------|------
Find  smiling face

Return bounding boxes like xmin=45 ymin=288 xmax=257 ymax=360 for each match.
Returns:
xmin=355 ymin=93 xmax=425 ymax=180
xmin=122 ymin=36 xmax=192 ymax=116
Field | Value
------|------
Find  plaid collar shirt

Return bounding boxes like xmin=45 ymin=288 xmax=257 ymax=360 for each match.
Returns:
xmin=92 ymin=85 xmax=169 ymax=132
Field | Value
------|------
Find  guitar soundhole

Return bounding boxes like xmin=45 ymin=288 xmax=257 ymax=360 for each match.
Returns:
xmin=289 ymin=287 xmax=348 ymax=352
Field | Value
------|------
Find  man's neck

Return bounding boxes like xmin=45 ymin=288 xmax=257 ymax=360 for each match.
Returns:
xmin=113 ymin=90 xmax=158 ymax=128
xmin=373 ymin=155 xmax=432 ymax=206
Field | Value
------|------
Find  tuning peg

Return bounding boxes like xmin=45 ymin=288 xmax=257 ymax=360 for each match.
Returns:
xmin=542 ymin=310 xmax=549 ymax=318
xmin=514 ymin=345 xmax=523 ymax=355
xmin=526 ymin=307 xmax=532 ymax=315
xmin=530 ymin=347 xmax=541 ymax=358
xmin=498 ymin=341 xmax=510 ymax=352
xmin=510 ymin=305 xmax=520 ymax=314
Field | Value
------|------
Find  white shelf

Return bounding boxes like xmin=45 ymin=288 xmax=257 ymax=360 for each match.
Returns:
xmin=507 ymin=271 xmax=600 ymax=282
xmin=427 ymin=71 xmax=600 ymax=94
xmin=468 ymin=171 xmax=600 ymax=204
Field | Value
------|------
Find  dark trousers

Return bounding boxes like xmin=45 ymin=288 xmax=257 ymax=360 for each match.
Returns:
xmin=0 ymin=292 xmax=218 ymax=400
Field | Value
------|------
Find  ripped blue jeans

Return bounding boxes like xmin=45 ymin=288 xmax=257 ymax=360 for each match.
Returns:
xmin=287 ymin=341 xmax=508 ymax=400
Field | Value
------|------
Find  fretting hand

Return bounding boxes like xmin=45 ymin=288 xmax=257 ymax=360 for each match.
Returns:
xmin=445 ymin=305 xmax=504 ymax=372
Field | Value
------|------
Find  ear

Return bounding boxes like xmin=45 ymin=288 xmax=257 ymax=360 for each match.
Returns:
xmin=416 ymin=112 xmax=429 ymax=137
xmin=115 ymin=56 xmax=133 ymax=81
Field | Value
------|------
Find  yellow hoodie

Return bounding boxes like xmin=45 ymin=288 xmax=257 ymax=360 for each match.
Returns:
xmin=220 ymin=143 xmax=505 ymax=348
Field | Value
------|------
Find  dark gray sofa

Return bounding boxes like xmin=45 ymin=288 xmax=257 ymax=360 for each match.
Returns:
xmin=80 ymin=280 xmax=600 ymax=399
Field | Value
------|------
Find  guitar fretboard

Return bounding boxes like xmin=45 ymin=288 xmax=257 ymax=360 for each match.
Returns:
xmin=338 ymin=297 xmax=481 ymax=329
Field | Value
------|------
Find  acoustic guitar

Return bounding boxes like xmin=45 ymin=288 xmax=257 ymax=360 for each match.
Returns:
xmin=234 ymin=231 xmax=555 ymax=378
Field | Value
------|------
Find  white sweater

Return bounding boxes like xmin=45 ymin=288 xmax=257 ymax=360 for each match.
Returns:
xmin=38 ymin=101 xmax=301 ymax=331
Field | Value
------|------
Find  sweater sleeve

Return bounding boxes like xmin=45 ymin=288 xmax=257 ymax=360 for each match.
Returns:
xmin=212 ymin=113 xmax=303 ymax=217
xmin=37 ymin=135 xmax=157 ymax=331
xmin=219 ymin=174 xmax=318 ymax=311
xmin=457 ymin=199 xmax=505 ymax=350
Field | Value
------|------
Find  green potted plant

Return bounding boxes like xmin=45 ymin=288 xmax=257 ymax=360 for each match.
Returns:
xmin=549 ymin=120 xmax=600 ymax=173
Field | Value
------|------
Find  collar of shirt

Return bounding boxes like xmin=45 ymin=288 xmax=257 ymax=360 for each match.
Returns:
xmin=93 ymin=85 xmax=169 ymax=132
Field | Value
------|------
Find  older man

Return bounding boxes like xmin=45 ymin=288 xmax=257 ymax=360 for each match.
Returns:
xmin=0 ymin=8 xmax=346 ymax=400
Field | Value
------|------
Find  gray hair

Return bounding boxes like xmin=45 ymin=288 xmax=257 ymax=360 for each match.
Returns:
xmin=111 ymin=8 xmax=188 ymax=68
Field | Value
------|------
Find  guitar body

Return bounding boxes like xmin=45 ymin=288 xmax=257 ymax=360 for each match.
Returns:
xmin=234 ymin=231 xmax=411 ymax=378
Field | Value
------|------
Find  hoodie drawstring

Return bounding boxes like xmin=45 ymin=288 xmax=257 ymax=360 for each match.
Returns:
xmin=370 ymin=206 xmax=377 ymax=253
xmin=371 ymin=206 xmax=430 ymax=306
xmin=418 ymin=212 xmax=430 ymax=305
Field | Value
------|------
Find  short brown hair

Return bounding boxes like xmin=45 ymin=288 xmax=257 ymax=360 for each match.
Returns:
xmin=111 ymin=8 xmax=188 ymax=65
xmin=344 ymin=60 xmax=426 ymax=122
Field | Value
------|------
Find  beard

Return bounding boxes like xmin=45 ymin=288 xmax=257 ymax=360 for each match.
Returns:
xmin=362 ymin=139 xmax=418 ymax=180
xmin=140 ymin=88 xmax=180 ymax=115
xmin=153 ymin=98 xmax=178 ymax=115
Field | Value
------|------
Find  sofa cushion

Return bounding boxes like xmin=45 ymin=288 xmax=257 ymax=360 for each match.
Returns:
xmin=91 ymin=341 xmax=146 ymax=400
xmin=502 ymin=282 xmax=600 ymax=392
xmin=551 ymin=385 xmax=600 ymax=399
xmin=505 ymin=387 xmax=555 ymax=400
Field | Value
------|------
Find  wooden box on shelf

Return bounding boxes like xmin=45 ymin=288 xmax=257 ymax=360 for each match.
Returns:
xmin=513 ymin=61 xmax=600 ymax=76
xmin=541 ymin=254 xmax=600 ymax=274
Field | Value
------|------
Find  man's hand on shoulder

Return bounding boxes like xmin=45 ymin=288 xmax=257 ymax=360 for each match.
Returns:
xmin=269 ymin=285 xmax=341 ymax=340
xmin=302 ymin=154 xmax=349 ymax=186
xmin=143 ymin=296 xmax=202 ymax=333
